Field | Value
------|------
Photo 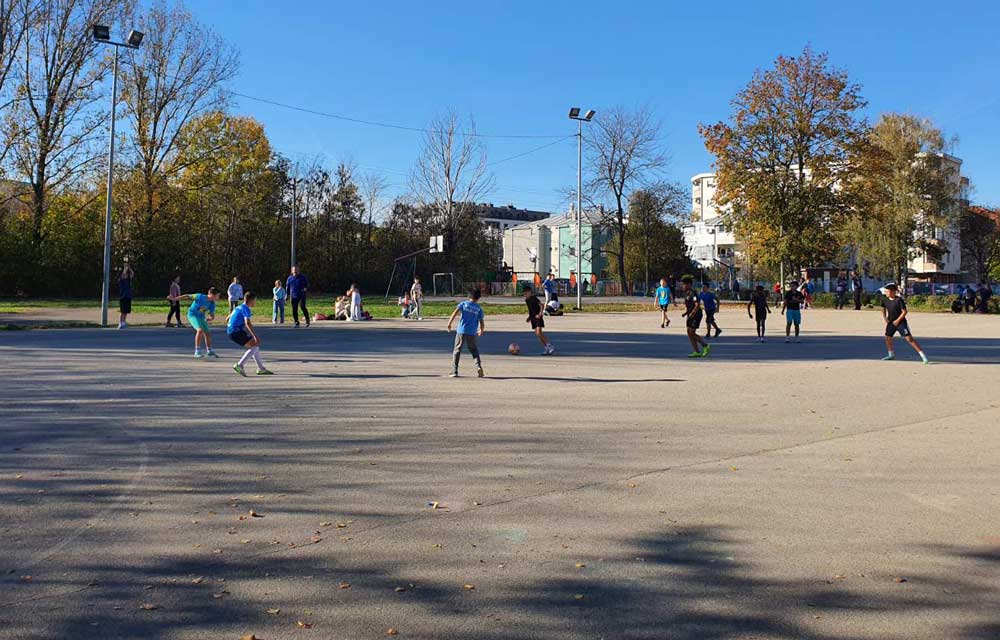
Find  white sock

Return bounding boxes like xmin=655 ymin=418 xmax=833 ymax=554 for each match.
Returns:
xmin=238 ymin=349 xmax=254 ymax=367
xmin=251 ymin=346 xmax=265 ymax=369
xmin=918 ymin=350 xmax=927 ymax=361
xmin=887 ymin=350 xmax=895 ymax=357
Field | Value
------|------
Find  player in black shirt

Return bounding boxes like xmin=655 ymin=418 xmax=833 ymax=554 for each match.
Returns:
xmin=680 ymin=277 xmax=710 ymax=357
xmin=747 ymin=284 xmax=771 ymax=342
xmin=523 ymin=286 xmax=554 ymax=355
xmin=781 ymin=283 xmax=804 ymax=343
xmin=881 ymin=283 xmax=928 ymax=363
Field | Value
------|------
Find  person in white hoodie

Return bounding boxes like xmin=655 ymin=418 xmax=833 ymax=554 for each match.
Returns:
xmin=227 ymin=277 xmax=244 ymax=312
xmin=349 ymin=283 xmax=363 ymax=321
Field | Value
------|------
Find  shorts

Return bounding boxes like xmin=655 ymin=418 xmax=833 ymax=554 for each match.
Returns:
xmin=686 ymin=311 xmax=703 ymax=330
xmin=529 ymin=316 xmax=544 ymax=330
xmin=228 ymin=328 xmax=252 ymax=346
xmin=119 ymin=297 xmax=132 ymax=314
xmin=659 ymin=303 xmax=670 ymax=311
xmin=705 ymin=310 xmax=716 ymax=324
xmin=886 ymin=321 xmax=912 ymax=338
xmin=188 ymin=315 xmax=210 ymax=332
xmin=786 ymin=309 xmax=802 ymax=324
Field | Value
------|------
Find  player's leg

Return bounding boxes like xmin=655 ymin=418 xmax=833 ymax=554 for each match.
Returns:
xmin=467 ymin=335 xmax=484 ymax=375
xmin=301 ymin=296 xmax=311 ymax=326
xmin=450 ymin=334 xmax=463 ymax=375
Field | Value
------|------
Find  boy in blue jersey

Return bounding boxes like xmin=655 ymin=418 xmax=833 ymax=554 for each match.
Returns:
xmin=228 ymin=291 xmax=272 ymax=376
xmin=172 ymin=286 xmax=221 ymax=358
xmin=446 ymin=289 xmax=486 ymax=378
xmin=655 ymin=277 xmax=672 ymax=328
xmin=699 ymin=283 xmax=721 ymax=338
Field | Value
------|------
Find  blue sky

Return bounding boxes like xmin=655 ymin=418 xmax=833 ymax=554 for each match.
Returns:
xmin=190 ymin=0 xmax=1000 ymax=211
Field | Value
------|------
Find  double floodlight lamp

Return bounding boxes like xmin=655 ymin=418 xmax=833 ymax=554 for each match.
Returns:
xmin=92 ymin=24 xmax=144 ymax=48
xmin=568 ymin=107 xmax=596 ymax=122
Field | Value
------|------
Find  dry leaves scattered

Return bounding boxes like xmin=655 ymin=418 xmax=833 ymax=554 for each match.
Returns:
xmin=296 ymin=620 xmax=313 ymax=629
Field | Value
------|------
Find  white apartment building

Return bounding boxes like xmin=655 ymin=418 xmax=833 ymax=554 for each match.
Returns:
xmin=682 ymin=155 xmax=969 ymax=285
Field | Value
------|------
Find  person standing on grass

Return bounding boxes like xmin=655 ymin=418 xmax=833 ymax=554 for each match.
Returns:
xmin=286 ymin=266 xmax=310 ymax=328
xmin=852 ymin=270 xmax=864 ymax=310
xmin=655 ymin=277 xmax=672 ymax=328
xmin=747 ymin=284 xmax=771 ymax=342
xmin=782 ymin=281 xmax=804 ymax=343
xmin=410 ymin=276 xmax=423 ymax=320
xmin=174 ymin=287 xmax=220 ymax=358
xmin=543 ymin=273 xmax=557 ymax=307
xmin=680 ymin=277 xmax=710 ymax=358
xmin=272 ymin=279 xmax=286 ymax=324
xmin=446 ymin=289 xmax=486 ymax=378
xmin=348 ymin=283 xmax=362 ymax=321
xmin=166 ymin=274 xmax=182 ymax=327
xmin=227 ymin=277 xmax=244 ymax=312
xmin=699 ymin=282 xmax=721 ymax=338
xmin=118 ymin=261 xmax=134 ymax=329
xmin=523 ymin=285 xmax=554 ymax=355
xmin=228 ymin=291 xmax=272 ymax=376
xmin=880 ymin=283 xmax=929 ymax=364
xmin=835 ymin=272 xmax=848 ymax=310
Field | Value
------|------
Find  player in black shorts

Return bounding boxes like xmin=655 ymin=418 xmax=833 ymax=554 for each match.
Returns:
xmin=747 ymin=284 xmax=771 ymax=342
xmin=680 ymin=277 xmax=709 ymax=358
xmin=881 ymin=283 xmax=928 ymax=364
xmin=523 ymin=286 xmax=554 ymax=355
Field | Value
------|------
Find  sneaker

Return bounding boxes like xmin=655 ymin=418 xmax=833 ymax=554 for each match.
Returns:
xmin=477 ymin=367 xmax=485 ymax=378
xmin=448 ymin=372 xmax=459 ymax=378
xmin=881 ymin=354 xmax=895 ymax=361
xmin=660 ymin=322 xmax=665 ymax=328
xmin=546 ymin=344 xmax=555 ymax=355
xmin=715 ymin=329 xmax=722 ymax=337
xmin=666 ymin=319 xmax=671 ymax=327
xmin=793 ymin=337 xmax=800 ymax=343
xmin=294 ymin=323 xmax=300 ymax=328
xmin=117 ymin=322 xmax=126 ymax=330
xmin=194 ymin=351 xmax=205 ymax=359
xmin=687 ymin=351 xmax=702 ymax=358
xmin=922 ymin=359 xmax=931 ymax=365
xmin=701 ymin=343 xmax=712 ymax=357
xmin=256 ymin=369 xmax=274 ymax=375
xmin=206 ymin=350 xmax=219 ymax=358
xmin=784 ymin=337 xmax=791 ymax=343
xmin=305 ymin=322 xmax=311 ymax=328
xmin=233 ymin=364 xmax=246 ymax=377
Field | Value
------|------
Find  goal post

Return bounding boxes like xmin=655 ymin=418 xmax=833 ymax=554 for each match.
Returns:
xmin=432 ymin=273 xmax=455 ymax=297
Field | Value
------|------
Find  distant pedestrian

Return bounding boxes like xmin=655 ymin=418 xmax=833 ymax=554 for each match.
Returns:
xmin=286 ymin=266 xmax=310 ymax=328
xmin=733 ymin=280 xmax=741 ymax=301
xmin=118 ymin=261 xmax=134 ymax=329
xmin=272 ymin=279 xmax=286 ymax=324
xmin=800 ymin=277 xmax=814 ymax=309
xmin=227 ymin=277 xmax=243 ymax=312
xmin=747 ymin=284 xmax=771 ymax=342
xmin=773 ymin=282 xmax=782 ymax=306
xmin=782 ymin=282 xmax=804 ymax=343
xmin=655 ymin=277 xmax=673 ymax=328
xmin=446 ymin=289 xmax=485 ymax=378
xmin=880 ymin=283 xmax=929 ymax=364
xmin=963 ymin=284 xmax=977 ymax=313
xmin=543 ymin=273 xmax=557 ymax=306
xmin=835 ymin=272 xmax=848 ymax=309
xmin=166 ymin=274 xmax=182 ymax=327
xmin=348 ymin=283 xmax=362 ymax=321
xmin=681 ymin=277 xmax=709 ymax=358
xmin=523 ymin=285 xmax=554 ymax=355
xmin=977 ymin=282 xmax=992 ymax=313
xmin=852 ymin=271 xmax=863 ymax=310
xmin=699 ymin=283 xmax=721 ymax=338
xmin=410 ymin=276 xmax=423 ymax=320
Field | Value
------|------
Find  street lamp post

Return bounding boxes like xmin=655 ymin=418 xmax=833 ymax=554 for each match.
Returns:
xmin=568 ymin=107 xmax=595 ymax=310
xmin=93 ymin=25 xmax=143 ymax=327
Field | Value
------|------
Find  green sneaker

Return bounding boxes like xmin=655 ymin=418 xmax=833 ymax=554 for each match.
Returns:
xmin=701 ymin=343 xmax=712 ymax=357
xmin=687 ymin=351 xmax=702 ymax=358
xmin=256 ymin=369 xmax=274 ymax=375
xmin=233 ymin=364 xmax=246 ymax=377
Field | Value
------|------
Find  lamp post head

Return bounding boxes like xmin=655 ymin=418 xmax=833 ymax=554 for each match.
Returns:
xmin=568 ymin=107 xmax=581 ymax=119
xmin=127 ymin=30 xmax=144 ymax=47
xmin=92 ymin=24 xmax=110 ymax=41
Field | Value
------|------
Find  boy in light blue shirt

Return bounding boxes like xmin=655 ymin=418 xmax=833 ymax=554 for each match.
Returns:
xmin=173 ymin=286 xmax=220 ymax=358
xmin=446 ymin=289 xmax=485 ymax=378
xmin=654 ymin=277 xmax=672 ymax=328
xmin=228 ymin=291 xmax=272 ymax=376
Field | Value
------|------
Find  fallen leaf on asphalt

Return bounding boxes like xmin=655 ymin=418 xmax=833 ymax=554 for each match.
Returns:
xmin=429 ymin=502 xmax=440 ymax=509
xmin=139 ymin=603 xmax=158 ymax=610
xmin=320 ymin=522 xmax=332 ymax=527
xmin=730 ymin=467 xmax=738 ymax=471
xmin=463 ymin=584 xmax=475 ymax=590
xmin=20 ymin=575 xmax=31 ymax=581
xmin=266 ymin=608 xmax=280 ymax=615
xmin=394 ymin=586 xmax=407 ymax=592
xmin=241 ymin=539 xmax=251 ymax=544
xmin=834 ymin=574 xmax=846 ymax=580
xmin=311 ymin=536 xmax=322 ymax=544
xmin=296 ymin=621 xmax=313 ymax=629
xmin=212 ymin=549 xmax=223 ymax=554
xmin=213 ymin=591 xmax=229 ymax=598
xmin=386 ymin=628 xmax=398 ymax=636
xmin=14 ymin=474 xmax=22 ymax=479
xmin=336 ymin=522 xmax=347 ymax=528
xmin=143 ymin=585 xmax=154 ymax=591
xmin=239 ymin=635 xmax=260 ymax=640
xmin=575 ymin=563 xmax=586 ymax=568
xmin=627 ymin=483 xmax=637 ymax=488
xmin=339 ymin=581 xmax=351 ymax=589
xmin=432 ymin=544 xmax=442 ymax=549
xmin=473 ymin=501 xmax=482 ymax=506
xmin=894 ymin=577 xmax=908 ymax=583
xmin=192 ymin=577 xmax=204 ymax=584
xmin=249 ymin=510 xmax=263 ymax=518
xmin=574 ymin=594 xmax=585 ymax=600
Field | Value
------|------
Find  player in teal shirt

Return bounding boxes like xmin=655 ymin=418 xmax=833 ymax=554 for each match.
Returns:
xmin=446 ymin=289 xmax=486 ymax=377
xmin=172 ymin=286 xmax=221 ymax=358
xmin=654 ymin=277 xmax=673 ymax=328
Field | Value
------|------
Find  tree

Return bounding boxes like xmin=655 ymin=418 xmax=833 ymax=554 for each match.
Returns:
xmin=0 ymin=0 xmax=32 ymax=170
xmin=118 ymin=0 xmax=238 ymax=225
xmin=409 ymin=111 xmax=493 ymax=278
xmin=959 ymin=206 xmax=1000 ymax=284
xmin=842 ymin=114 xmax=960 ymax=286
xmin=4 ymin=0 xmax=130 ymax=255
xmin=700 ymin=45 xmax=867 ymax=276
xmin=586 ymin=105 xmax=668 ymax=294
xmin=622 ymin=183 xmax=686 ymax=290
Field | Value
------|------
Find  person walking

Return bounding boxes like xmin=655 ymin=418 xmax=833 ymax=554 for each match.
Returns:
xmin=542 ymin=273 xmax=557 ymax=307
xmin=410 ymin=276 xmax=423 ymax=320
xmin=118 ymin=261 xmax=134 ymax=329
xmin=166 ymin=274 xmax=182 ymax=327
xmin=699 ymin=283 xmax=721 ymax=338
xmin=286 ymin=266 xmax=310 ymax=328
xmin=976 ymin=281 xmax=993 ymax=313
xmin=747 ymin=284 xmax=771 ymax=342
xmin=852 ymin=270 xmax=864 ymax=310
xmin=654 ymin=277 xmax=672 ymax=328
xmin=835 ymin=272 xmax=848 ymax=310
xmin=227 ymin=277 xmax=244 ymax=312
xmin=680 ymin=277 xmax=710 ymax=358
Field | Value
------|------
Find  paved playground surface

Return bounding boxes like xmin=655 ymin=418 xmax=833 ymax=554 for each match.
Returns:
xmin=1 ymin=309 xmax=998 ymax=639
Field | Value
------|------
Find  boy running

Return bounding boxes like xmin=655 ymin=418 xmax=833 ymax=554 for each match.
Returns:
xmin=699 ymin=283 xmax=721 ymax=338
xmin=173 ymin=287 xmax=221 ymax=358
xmin=881 ymin=283 xmax=929 ymax=364
xmin=747 ymin=284 xmax=771 ymax=342
xmin=655 ymin=277 xmax=672 ymax=328
xmin=523 ymin=285 xmax=554 ymax=355
xmin=228 ymin=291 xmax=273 ymax=376
xmin=446 ymin=289 xmax=486 ymax=378
xmin=680 ymin=277 xmax=710 ymax=357
xmin=781 ymin=282 xmax=804 ymax=343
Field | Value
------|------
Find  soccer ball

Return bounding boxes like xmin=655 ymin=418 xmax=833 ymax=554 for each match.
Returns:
xmin=507 ymin=342 xmax=520 ymax=355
